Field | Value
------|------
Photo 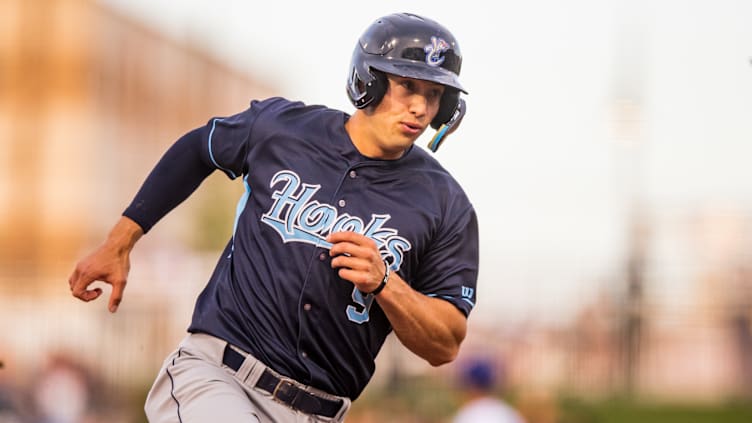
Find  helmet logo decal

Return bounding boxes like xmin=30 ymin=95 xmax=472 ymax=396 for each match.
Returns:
xmin=424 ymin=36 xmax=450 ymax=67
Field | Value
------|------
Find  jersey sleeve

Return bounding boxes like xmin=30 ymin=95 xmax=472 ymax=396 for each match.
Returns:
xmin=201 ymin=107 xmax=254 ymax=179
xmin=202 ymin=98 xmax=287 ymax=179
xmin=414 ymin=196 xmax=479 ymax=317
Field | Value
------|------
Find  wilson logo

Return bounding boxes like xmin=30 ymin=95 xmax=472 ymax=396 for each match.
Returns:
xmin=461 ymin=286 xmax=475 ymax=306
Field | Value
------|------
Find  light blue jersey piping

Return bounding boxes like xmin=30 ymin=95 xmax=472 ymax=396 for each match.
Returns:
xmin=229 ymin=175 xmax=251 ymax=253
xmin=208 ymin=118 xmax=238 ymax=179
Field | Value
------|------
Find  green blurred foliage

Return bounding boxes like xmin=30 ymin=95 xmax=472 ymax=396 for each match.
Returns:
xmin=122 ymin=375 xmax=752 ymax=423
xmin=558 ymin=396 xmax=752 ymax=423
xmin=188 ymin=173 xmax=245 ymax=251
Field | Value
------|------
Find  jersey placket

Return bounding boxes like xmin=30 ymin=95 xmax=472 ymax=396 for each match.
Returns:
xmin=293 ymin=163 xmax=364 ymax=388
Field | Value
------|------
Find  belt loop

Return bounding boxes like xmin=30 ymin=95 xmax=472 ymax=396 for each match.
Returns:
xmin=231 ymin=346 xmax=256 ymax=383
xmin=332 ymin=396 xmax=351 ymax=421
xmin=243 ymin=353 xmax=267 ymax=386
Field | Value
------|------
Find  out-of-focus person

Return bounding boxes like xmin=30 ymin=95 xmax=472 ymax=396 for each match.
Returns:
xmin=0 ymin=378 xmax=23 ymax=423
xmin=31 ymin=355 xmax=91 ymax=423
xmin=452 ymin=357 xmax=526 ymax=423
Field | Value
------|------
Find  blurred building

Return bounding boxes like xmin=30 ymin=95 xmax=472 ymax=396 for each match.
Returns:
xmin=0 ymin=0 xmax=274 ymax=289
xmin=459 ymin=209 xmax=752 ymax=403
xmin=635 ymin=209 xmax=752 ymax=400
xmin=0 ymin=0 xmax=275 ymax=407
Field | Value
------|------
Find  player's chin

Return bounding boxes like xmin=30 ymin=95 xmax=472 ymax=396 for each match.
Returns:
xmin=387 ymin=139 xmax=418 ymax=156
xmin=395 ymin=130 xmax=424 ymax=146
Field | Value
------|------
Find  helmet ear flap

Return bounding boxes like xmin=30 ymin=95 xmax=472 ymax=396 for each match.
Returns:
xmin=365 ymin=70 xmax=388 ymax=109
xmin=431 ymin=89 xmax=460 ymax=130
xmin=349 ymin=68 xmax=388 ymax=110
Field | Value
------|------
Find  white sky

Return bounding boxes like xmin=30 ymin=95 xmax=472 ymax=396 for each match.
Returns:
xmin=102 ymin=0 xmax=752 ymax=324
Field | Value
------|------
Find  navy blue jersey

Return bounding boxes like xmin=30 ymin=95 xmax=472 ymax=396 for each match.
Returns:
xmin=187 ymin=97 xmax=479 ymax=399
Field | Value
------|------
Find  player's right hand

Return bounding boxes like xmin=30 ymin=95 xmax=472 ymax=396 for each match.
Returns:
xmin=69 ymin=243 xmax=130 ymax=313
xmin=68 ymin=217 xmax=143 ymax=313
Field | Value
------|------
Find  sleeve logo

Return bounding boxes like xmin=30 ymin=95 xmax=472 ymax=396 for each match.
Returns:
xmin=461 ymin=286 xmax=475 ymax=306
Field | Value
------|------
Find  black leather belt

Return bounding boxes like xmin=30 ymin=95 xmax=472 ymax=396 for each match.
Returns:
xmin=222 ymin=344 xmax=343 ymax=418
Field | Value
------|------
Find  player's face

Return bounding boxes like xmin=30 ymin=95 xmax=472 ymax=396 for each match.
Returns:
xmin=367 ymin=75 xmax=445 ymax=158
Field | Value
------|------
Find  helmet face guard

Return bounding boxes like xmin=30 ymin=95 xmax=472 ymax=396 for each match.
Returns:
xmin=346 ymin=13 xmax=468 ymax=143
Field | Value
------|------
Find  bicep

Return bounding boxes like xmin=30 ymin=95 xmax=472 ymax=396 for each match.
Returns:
xmin=416 ymin=206 xmax=479 ymax=317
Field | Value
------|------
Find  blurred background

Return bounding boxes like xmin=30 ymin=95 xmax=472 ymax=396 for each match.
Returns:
xmin=2 ymin=0 xmax=752 ymax=421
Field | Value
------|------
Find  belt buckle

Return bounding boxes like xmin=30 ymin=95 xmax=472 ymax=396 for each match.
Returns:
xmin=272 ymin=378 xmax=298 ymax=403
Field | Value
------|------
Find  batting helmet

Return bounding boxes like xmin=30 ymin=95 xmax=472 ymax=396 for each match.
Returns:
xmin=346 ymin=13 xmax=467 ymax=132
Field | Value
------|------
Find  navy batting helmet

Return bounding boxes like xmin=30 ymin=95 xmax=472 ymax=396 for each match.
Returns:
xmin=346 ymin=13 xmax=467 ymax=132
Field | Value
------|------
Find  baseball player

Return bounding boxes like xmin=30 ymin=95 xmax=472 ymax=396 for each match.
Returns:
xmin=69 ymin=12 xmax=478 ymax=422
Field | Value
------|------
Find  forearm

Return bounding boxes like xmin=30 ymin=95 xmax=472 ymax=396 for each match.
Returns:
xmin=123 ymin=127 xmax=215 ymax=233
xmin=326 ymin=231 xmax=469 ymax=365
xmin=106 ymin=216 xmax=144 ymax=253
xmin=375 ymin=273 xmax=467 ymax=366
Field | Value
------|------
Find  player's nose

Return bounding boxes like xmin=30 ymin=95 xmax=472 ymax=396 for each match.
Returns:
xmin=407 ymin=94 xmax=429 ymax=119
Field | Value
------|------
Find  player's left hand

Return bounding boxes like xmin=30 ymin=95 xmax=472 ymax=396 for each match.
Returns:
xmin=327 ymin=231 xmax=387 ymax=294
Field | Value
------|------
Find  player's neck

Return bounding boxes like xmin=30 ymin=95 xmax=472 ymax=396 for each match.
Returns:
xmin=345 ymin=111 xmax=408 ymax=160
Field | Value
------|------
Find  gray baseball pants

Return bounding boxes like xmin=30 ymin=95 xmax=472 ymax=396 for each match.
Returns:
xmin=144 ymin=333 xmax=351 ymax=422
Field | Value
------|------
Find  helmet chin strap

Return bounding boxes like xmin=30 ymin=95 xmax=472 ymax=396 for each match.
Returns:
xmin=427 ymin=99 xmax=466 ymax=153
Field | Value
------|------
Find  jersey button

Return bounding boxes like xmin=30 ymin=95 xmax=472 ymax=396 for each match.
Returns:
xmin=301 ymin=351 xmax=308 ymax=358
xmin=349 ymin=170 xmax=357 ymax=179
xmin=318 ymin=252 xmax=327 ymax=261
xmin=303 ymin=303 xmax=312 ymax=311
xmin=338 ymin=199 xmax=346 ymax=207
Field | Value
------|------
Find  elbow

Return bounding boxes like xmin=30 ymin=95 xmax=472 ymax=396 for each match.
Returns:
xmin=426 ymin=322 xmax=466 ymax=367
xmin=426 ymin=345 xmax=460 ymax=367
xmin=428 ymin=356 xmax=454 ymax=367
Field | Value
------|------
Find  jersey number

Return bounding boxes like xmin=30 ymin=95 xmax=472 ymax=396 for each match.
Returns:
xmin=346 ymin=287 xmax=374 ymax=324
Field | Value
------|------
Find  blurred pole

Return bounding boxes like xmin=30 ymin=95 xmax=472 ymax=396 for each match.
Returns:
xmin=386 ymin=334 xmax=403 ymax=393
xmin=610 ymin=0 xmax=648 ymax=396
xmin=730 ymin=266 xmax=752 ymax=398
xmin=623 ymin=213 xmax=647 ymax=394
